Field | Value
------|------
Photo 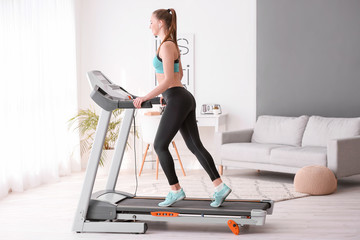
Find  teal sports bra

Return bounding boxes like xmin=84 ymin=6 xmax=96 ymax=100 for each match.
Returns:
xmin=153 ymin=54 xmax=179 ymax=74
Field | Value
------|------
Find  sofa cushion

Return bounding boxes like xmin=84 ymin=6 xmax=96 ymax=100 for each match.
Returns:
xmin=220 ymin=143 xmax=284 ymax=164
xmin=270 ymin=146 xmax=327 ymax=168
xmin=251 ymin=115 xmax=309 ymax=146
xmin=302 ymin=116 xmax=360 ymax=147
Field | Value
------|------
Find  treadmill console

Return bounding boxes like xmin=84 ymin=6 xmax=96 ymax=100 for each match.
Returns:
xmin=87 ymin=70 xmax=132 ymax=100
xmin=87 ymin=70 xmax=154 ymax=111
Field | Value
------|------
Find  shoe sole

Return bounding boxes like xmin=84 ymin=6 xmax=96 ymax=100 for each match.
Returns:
xmin=158 ymin=195 xmax=186 ymax=207
xmin=211 ymin=188 xmax=232 ymax=208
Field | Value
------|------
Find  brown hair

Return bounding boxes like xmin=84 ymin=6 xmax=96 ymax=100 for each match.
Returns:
xmin=153 ymin=8 xmax=179 ymax=55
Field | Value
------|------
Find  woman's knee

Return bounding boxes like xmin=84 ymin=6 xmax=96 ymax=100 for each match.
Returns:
xmin=185 ymin=142 xmax=197 ymax=154
xmin=185 ymin=140 xmax=203 ymax=154
xmin=154 ymin=140 xmax=167 ymax=154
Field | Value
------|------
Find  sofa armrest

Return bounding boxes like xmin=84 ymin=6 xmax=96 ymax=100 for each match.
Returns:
xmin=214 ymin=129 xmax=254 ymax=168
xmin=216 ymin=129 xmax=254 ymax=145
xmin=327 ymin=136 xmax=360 ymax=178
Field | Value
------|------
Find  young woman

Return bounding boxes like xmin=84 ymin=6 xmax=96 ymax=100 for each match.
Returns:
xmin=133 ymin=8 xmax=231 ymax=207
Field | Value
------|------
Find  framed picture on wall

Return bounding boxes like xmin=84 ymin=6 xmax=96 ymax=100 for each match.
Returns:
xmin=153 ymin=34 xmax=194 ymax=95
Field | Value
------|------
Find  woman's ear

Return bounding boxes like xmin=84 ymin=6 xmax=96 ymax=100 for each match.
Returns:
xmin=158 ymin=20 xmax=163 ymax=29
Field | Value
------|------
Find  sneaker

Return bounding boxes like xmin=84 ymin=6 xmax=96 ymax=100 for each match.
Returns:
xmin=210 ymin=184 xmax=232 ymax=207
xmin=158 ymin=189 xmax=186 ymax=207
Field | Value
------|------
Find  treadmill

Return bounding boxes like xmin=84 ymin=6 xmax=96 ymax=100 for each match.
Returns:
xmin=72 ymin=70 xmax=274 ymax=235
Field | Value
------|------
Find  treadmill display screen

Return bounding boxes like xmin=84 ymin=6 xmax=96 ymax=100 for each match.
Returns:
xmin=94 ymin=72 xmax=111 ymax=84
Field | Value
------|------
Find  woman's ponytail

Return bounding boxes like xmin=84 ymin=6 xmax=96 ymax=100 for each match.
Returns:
xmin=153 ymin=8 xmax=179 ymax=55
xmin=168 ymin=9 xmax=177 ymax=43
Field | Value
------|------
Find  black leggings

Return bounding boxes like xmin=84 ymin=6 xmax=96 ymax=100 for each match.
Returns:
xmin=154 ymin=87 xmax=220 ymax=185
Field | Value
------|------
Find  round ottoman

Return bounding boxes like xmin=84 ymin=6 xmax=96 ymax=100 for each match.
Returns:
xmin=294 ymin=165 xmax=337 ymax=195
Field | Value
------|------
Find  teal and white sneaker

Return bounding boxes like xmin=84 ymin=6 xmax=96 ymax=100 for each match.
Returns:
xmin=210 ymin=184 xmax=232 ymax=208
xmin=158 ymin=189 xmax=186 ymax=207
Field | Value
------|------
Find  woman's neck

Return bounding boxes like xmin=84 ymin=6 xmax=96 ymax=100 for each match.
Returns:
xmin=158 ymin=29 xmax=169 ymax=42
xmin=158 ymin=33 xmax=165 ymax=42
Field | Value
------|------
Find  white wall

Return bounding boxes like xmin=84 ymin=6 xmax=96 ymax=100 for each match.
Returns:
xmin=77 ymin=0 xmax=256 ymax=130
xmin=75 ymin=0 xmax=256 ymax=169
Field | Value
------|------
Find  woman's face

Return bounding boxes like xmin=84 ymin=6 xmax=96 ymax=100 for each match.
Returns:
xmin=149 ymin=14 xmax=160 ymax=36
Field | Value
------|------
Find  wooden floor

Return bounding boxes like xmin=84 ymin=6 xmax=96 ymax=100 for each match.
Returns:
xmin=0 ymin=169 xmax=359 ymax=239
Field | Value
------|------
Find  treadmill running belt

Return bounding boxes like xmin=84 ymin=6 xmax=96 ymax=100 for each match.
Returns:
xmin=116 ymin=198 xmax=271 ymax=216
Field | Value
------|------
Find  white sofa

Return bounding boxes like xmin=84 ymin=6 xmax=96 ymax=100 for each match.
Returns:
xmin=216 ymin=115 xmax=360 ymax=178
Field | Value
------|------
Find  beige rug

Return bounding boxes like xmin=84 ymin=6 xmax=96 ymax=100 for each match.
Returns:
xmin=113 ymin=170 xmax=310 ymax=202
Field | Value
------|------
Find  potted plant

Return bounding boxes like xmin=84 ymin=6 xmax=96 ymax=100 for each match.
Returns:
xmin=68 ymin=107 xmax=136 ymax=168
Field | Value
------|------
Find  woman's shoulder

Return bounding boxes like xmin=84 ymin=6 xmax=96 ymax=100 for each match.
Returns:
xmin=161 ymin=40 xmax=177 ymax=49
xmin=159 ymin=41 xmax=177 ymax=55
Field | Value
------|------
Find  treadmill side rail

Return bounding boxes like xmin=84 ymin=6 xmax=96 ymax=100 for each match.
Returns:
xmin=116 ymin=212 xmax=266 ymax=226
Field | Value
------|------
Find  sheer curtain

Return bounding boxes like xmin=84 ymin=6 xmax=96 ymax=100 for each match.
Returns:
xmin=0 ymin=0 xmax=80 ymax=199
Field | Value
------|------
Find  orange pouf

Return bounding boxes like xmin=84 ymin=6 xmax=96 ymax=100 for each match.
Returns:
xmin=294 ymin=165 xmax=337 ymax=195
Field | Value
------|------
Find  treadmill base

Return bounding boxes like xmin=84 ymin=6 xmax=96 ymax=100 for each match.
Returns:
xmin=82 ymin=221 xmax=148 ymax=234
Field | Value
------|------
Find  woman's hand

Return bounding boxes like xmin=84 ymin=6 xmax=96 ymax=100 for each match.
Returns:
xmin=133 ymin=97 xmax=146 ymax=109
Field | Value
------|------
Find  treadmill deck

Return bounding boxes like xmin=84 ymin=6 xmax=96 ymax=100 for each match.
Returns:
xmin=116 ymin=197 xmax=271 ymax=216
